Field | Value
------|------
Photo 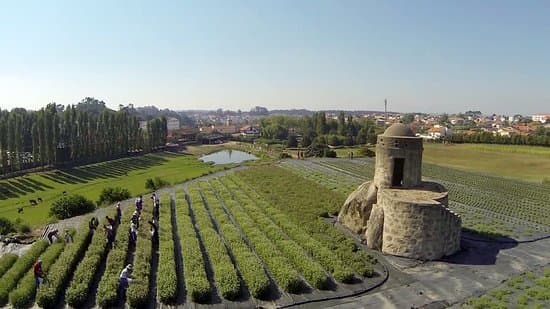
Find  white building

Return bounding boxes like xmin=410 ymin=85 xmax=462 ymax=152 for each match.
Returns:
xmin=167 ymin=117 xmax=181 ymax=130
xmin=139 ymin=121 xmax=148 ymax=130
xmin=532 ymin=114 xmax=549 ymax=123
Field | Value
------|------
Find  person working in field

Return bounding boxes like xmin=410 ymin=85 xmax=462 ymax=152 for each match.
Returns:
xmin=89 ymin=217 xmax=99 ymax=231
xmin=119 ymin=264 xmax=133 ymax=289
xmin=135 ymin=195 xmax=143 ymax=213
xmin=34 ymin=259 xmax=44 ymax=286
xmin=131 ymin=210 xmax=140 ymax=229
xmin=148 ymin=219 xmax=158 ymax=244
xmin=47 ymin=229 xmax=59 ymax=244
xmin=130 ymin=222 xmax=138 ymax=245
xmin=104 ymin=224 xmax=114 ymax=246
xmin=116 ymin=202 xmax=122 ymax=224
xmin=105 ymin=215 xmax=116 ymax=227
xmin=64 ymin=230 xmax=73 ymax=243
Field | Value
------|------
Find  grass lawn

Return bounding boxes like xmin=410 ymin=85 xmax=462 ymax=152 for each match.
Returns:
xmin=0 ymin=153 xmax=225 ymax=227
xmin=422 ymin=143 xmax=550 ymax=183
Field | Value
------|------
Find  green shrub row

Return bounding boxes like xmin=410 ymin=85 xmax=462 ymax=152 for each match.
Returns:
xmin=188 ymin=187 xmax=240 ymax=300
xmin=221 ymin=177 xmax=356 ymax=283
xmin=96 ymin=207 xmax=133 ymax=308
xmin=216 ymin=178 xmax=330 ymax=290
xmin=127 ymin=198 xmax=154 ymax=308
xmin=198 ymin=183 xmax=271 ymax=298
xmin=65 ymin=212 xmax=115 ymax=308
xmin=0 ymin=254 xmax=18 ymax=278
xmin=156 ymin=193 xmax=177 ymax=304
xmin=36 ymin=225 xmax=92 ymax=309
xmin=97 ymin=187 xmax=131 ymax=206
xmin=0 ymin=240 xmax=49 ymax=306
xmin=232 ymin=168 xmax=375 ymax=277
xmin=49 ymin=194 xmax=96 ymax=219
xmin=206 ymin=182 xmax=303 ymax=293
xmin=175 ymin=193 xmax=211 ymax=303
xmin=9 ymin=241 xmax=65 ymax=309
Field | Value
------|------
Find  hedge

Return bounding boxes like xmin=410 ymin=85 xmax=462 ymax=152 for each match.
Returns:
xmin=0 ymin=240 xmax=49 ymax=306
xmin=188 ymin=187 xmax=240 ymax=300
xmin=222 ymin=176 xmax=356 ymax=283
xmin=127 ymin=198 xmax=154 ymax=308
xmin=9 ymin=241 xmax=65 ymax=309
xmin=217 ymin=178 xmax=330 ymax=290
xmin=156 ymin=193 xmax=177 ymax=304
xmin=65 ymin=212 xmax=115 ymax=307
xmin=96 ymin=207 xmax=133 ymax=308
xmin=0 ymin=254 xmax=18 ymax=278
xmin=198 ymin=183 xmax=271 ymax=298
xmin=208 ymin=180 xmax=303 ymax=293
xmin=36 ymin=224 xmax=92 ymax=309
xmin=175 ymin=193 xmax=211 ymax=303
xmin=49 ymin=194 xmax=95 ymax=219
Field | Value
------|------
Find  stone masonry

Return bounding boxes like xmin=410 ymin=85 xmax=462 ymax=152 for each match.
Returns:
xmin=338 ymin=123 xmax=461 ymax=260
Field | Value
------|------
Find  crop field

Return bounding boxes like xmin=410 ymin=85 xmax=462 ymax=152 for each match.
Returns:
xmin=0 ymin=153 xmax=224 ymax=226
xmin=281 ymin=158 xmax=550 ymax=239
xmin=0 ymin=167 xmax=384 ymax=308
xmin=464 ymin=267 xmax=550 ymax=309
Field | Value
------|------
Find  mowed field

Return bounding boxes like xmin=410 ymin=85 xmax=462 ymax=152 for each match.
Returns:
xmin=0 ymin=153 xmax=224 ymax=226
xmin=422 ymin=143 xmax=550 ymax=183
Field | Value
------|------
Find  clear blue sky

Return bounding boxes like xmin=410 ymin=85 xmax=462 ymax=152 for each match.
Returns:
xmin=1 ymin=0 xmax=549 ymax=114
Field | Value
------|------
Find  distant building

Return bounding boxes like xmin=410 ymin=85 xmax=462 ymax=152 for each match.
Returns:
xmin=167 ymin=117 xmax=181 ymax=131
xmin=532 ymin=114 xmax=550 ymax=123
xmin=139 ymin=120 xmax=148 ymax=131
xmin=239 ymin=125 xmax=261 ymax=137
xmin=418 ymin=125 xmax=452 ymax=139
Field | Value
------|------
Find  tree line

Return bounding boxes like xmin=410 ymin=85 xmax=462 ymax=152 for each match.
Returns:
xmin=260 ymin=112 xmax=381 ymax=150
xmin=0 ymin=98 xmax=168 ymax=176
xmin=448 ymin=131 xmax=550 ymax=146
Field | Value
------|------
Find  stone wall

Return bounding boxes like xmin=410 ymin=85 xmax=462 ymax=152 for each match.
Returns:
xmin=374 ymin=135 xmax=423 ymax=188
xmin=377 ymin=190 xmax=461 ymax=260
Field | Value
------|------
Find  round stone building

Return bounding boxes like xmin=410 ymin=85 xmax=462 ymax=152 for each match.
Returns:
xmin=338 ymin=123 xmax=461 ymax=260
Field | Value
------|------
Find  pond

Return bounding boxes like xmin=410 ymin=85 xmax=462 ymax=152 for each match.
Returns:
xmin=199 ymin=150 xmax=258 ymax=165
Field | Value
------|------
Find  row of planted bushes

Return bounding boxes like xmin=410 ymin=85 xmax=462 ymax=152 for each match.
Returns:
xmin=187 ymin=187 xmax=240 ymax=300
xmin=156 ymin=193 xmax=177 ymax=304
xmin=65 ymin=212 xmax=116 ymax=307
xmin=208 ymin=180 xmax=303 ymax=293
xmin=9 ymin=240 xmax=66 ymax=309
xmin=0 ymin=240 xmax=49 ymax=306
xmin=176 ymin=193 xmax=211 ymax=303
xmin=198 ymin=183 xmax=271 ymax=298
xmin=36 ymin=224 xmax=92 ymax=309
xmin=96 ymin=206 xmax=132 ymax=308
xmin=127 ymin=197 xmax=154 ymax=308
xmin=233 ymin=168 xmax=376 ymax=277
xmin=0 ymin=254 xmax=18 ymax=278
xmin=215 ymin=178 xmax=330 ymax=290
xmin=221 ymin=177 xmax=356 ymax=283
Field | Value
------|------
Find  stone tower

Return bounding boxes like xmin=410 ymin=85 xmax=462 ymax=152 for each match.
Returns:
xmin=374 ymin=123 xmax=422 ymax=188
xmin=338 ymin=123 xmax=461 ymax=260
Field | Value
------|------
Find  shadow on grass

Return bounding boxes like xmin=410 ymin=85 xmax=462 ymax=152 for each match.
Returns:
xmin=0 ymin=155 xmax=171 ymax=199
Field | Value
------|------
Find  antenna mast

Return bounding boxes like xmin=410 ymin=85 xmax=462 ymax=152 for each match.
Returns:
xmin=384 ymin=98 xmax=388 ymax=127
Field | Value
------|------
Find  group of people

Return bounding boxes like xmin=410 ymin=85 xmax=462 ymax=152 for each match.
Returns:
xmin=120 ymin=192 xmax=161 ymax=291
xmin=46 ymin=229 xmax=73 ymax=244
xmin=33 ymin=192 xmax=161 ymax=290
xmin=34 ymin=229 xmax=73 ymax=286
